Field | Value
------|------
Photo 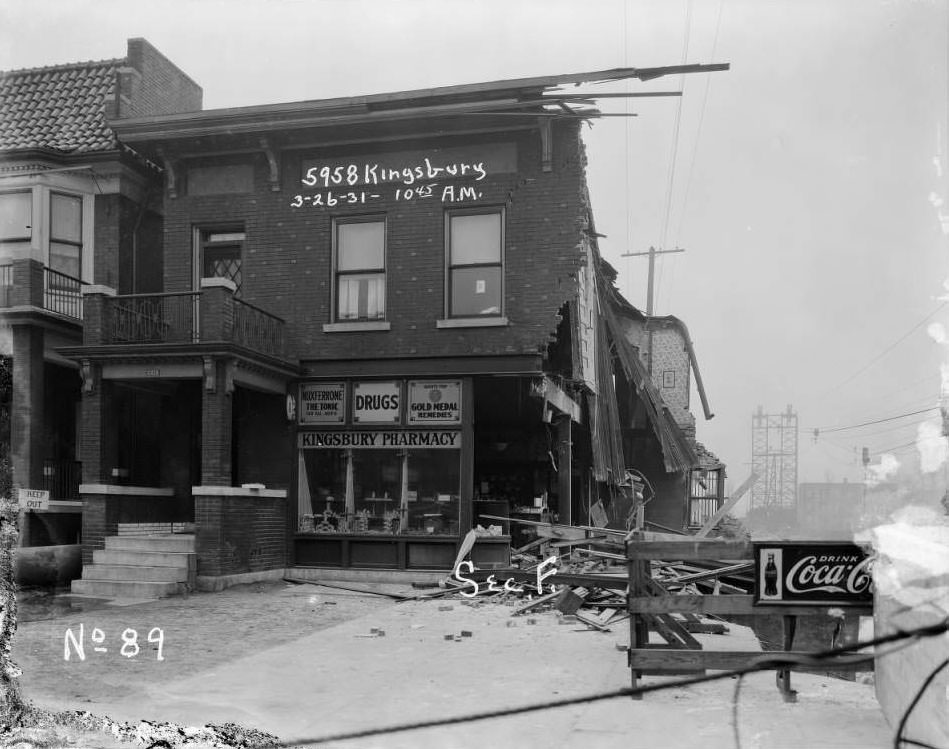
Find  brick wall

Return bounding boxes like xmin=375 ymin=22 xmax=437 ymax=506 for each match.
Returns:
xmin=194 ymin=491 xmax=287 ymax=576
xmin=624 ymin=319 xmax=694 ymax=432
xmin=200 ymin=361 xmax=232 ymax=486
xmin=159 ymin=123 xmax=588 ymax=363
xmin=80 ymin=488 xmax=193 ymax=564
xmin=124 ymin=38 xmax=202 ymax=116
xmin=11 ymin=326 xmax=44 ymax=489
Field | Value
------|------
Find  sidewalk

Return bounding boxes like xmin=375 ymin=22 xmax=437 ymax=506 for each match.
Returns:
xmin=13 ymin=582 xmax=892 ymax=748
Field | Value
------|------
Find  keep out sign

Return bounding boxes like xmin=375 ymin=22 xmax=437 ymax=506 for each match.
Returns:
xmin=353 ymin=381 xmax=401 ymax=424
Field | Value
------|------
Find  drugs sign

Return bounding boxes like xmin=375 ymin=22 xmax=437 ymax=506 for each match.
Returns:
xmin=754 ymin=542 xmax=873 ymax=607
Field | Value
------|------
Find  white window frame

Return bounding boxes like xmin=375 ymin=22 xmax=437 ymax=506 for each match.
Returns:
xmin=438 ymin=206 xmax=508 ymax=328
xmin=325 ymin=215 xmax=390 ymax=332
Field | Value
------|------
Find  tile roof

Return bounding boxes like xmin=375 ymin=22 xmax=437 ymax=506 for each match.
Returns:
xmin=0 ymin=59 xmax=122 ymax=154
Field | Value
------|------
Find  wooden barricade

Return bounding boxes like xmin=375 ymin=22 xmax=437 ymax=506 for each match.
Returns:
xmin=626 ymin=535 xmax=873 ymax=701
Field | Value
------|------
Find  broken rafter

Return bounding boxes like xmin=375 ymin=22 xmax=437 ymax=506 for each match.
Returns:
xmin=548 ymin=90 xmax=683 ymax=99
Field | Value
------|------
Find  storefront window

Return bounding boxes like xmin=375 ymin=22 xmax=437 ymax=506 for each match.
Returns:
xmin=405 ymin=449 xmax=460 ymax=535
xmin=298 ymin=446 xmax=460 ymax=535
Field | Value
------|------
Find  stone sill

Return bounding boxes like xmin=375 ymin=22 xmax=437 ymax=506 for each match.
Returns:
xmin=322 ymin=320 xmax=391 ymax=333
xmin=436 ymin=316 xmax=509 ymax=329
xmin=79 ymin=484 xmax=174 ymax=496
xmin=192 ymin=485 xmax=287 ymax=499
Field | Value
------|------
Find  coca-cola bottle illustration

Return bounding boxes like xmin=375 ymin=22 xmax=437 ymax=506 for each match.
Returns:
xmin=764 ymin=552 xmax=779 ymax=597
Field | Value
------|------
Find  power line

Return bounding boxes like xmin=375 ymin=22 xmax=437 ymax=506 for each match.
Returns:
xmin=810 ymin=407 xmax=938 ymax=436
xmin=815 ymin=302 xmax=948 ymax=401
xmin=674 ymin=0 xmax=725 ymax=247
xmin=655 ymin=0 xmax=693 ymax=312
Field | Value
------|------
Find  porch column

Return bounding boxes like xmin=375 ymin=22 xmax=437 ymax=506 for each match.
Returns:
xmin=201 ymin=357 xmax=233 ymax=486
xmin=78 ymin=362 xmax=112 ymax=484
xmin=11 ymin=325 xmax=44 ymax=491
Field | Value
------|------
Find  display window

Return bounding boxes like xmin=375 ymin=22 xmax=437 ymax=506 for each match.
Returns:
xmin=298 ymin=446 xmax=460 ymax=536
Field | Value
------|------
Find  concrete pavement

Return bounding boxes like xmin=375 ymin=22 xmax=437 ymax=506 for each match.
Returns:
xmin=15 ymin=583 xmax=892 ymax=748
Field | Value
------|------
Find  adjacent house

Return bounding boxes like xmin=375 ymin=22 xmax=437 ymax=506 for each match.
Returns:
xmin=597 ymin=259 xmax=723 ymax=533
xmin=0 ymin=40 xmax=201 ymax=559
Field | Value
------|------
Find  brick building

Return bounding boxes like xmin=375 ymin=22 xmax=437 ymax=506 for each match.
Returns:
xmin=4 ymin=51 xmax=728 ymax=590
xmin=0 ymin=39 xmax=201 ymax=554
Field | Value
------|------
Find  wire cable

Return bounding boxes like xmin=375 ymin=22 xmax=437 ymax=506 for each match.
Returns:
xmin=893 ymin=657 xmax=949 ymax=749
xmin=276 ymin=617 xmax=949 ymax=747
xmin=655 ymin=0 xmax=693 ymax=312
xmin=810 ymin=407 xmax=938 ymax=435
xmin=815 ymin=302 xmax=948 ymax=402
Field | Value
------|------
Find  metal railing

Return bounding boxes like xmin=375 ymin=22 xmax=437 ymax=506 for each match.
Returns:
xmin=234 ymin=297 xmax=286 ymax=358
xmin=107 ymin=292 xmax=200 ymax=344
xmin=688 ymin=496 xmax=724 ymax=528
xmin=43 ymin=458 xmax=82 ymax=501
xmin=44 ymin=267 xmax=84 ymax=320
xmin=0 ymin=265 xmax=11 ymax=307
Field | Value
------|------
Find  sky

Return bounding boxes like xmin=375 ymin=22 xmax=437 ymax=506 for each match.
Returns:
xmin=2 ymin=0 xmax=947 ymax=509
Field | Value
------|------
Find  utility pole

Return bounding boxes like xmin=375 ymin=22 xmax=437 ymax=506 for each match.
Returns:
xmin=621 ymin=246 xmax=686 ymax=315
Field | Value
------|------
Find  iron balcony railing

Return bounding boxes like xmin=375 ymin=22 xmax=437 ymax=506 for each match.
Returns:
xmin=101 ymin=290 xmax=286 ymax=359
xmin=44 ymin=267 xmax=84 ymax=320
xmin=107 ymin=291 xmax=200 ymax=344
xmin=233 ymin=297 xmax=286 ymax=358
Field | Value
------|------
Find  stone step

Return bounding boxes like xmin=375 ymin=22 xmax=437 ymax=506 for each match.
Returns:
xmin=71 ymin=579 xmax=180 ymax=599
xmin=81 ymin=564 xmax=189 ymax=583
xmin=105 ymin=534 xmax=196 ymax=553
xmin=92 ymin=549 xmax=195 ymax=569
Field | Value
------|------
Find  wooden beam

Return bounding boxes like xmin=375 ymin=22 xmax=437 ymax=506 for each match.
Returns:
xmin=627 ymin=539 xmax=753 ymax=561
xmin=695 ymin=472 xmax=759 ymax=538
xmin=627 ymin=648 xmax=873 ymax=671
xmin=664 ymin=562 xmax=755 ymax=584
xmin=529 ymin=376 xmax=582 ymax=423
xmin=628 ymin=594 xmax=873 ymax=617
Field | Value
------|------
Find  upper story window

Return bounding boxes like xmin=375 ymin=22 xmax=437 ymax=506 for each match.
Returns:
xmin=690 ymin=468 xmax=722 ymax=499
xmin=198 ymin=228 xmax=244 ymax=294
xmin=446 ymin=208 xmax=503 ymax=318
xmin=334 ymin=217 xmax=385 ymax=322
xmin=0 ymin=191 xmax=32 ymax=251
xmin=49 ymin=192 xmax=83 ymax=280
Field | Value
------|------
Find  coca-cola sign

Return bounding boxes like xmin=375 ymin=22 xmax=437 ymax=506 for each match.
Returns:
xmin=753 ymin=542 xmax=873 ymax=607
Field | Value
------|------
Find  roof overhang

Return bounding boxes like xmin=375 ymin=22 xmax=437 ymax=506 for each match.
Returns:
xmin=108 ymin=63 xmax=729 ymax=148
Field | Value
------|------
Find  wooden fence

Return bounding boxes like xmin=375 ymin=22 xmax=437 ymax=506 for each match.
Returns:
xmin=626 ymin=534 xmax=873 ymax=701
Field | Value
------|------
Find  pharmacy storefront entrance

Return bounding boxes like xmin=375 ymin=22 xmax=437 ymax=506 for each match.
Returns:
xmin=292 ymin=378 xmax=508 ymax=569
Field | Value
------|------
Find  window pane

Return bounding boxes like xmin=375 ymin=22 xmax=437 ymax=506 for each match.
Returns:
xmin=406 ymin=449 xmax=460 ymax=536
xmin=203 ymin=247 xmax=243 ymax=291
xmin=299 ymin=450 xmax=348 ymax=532
xmin=338 ymin=273 xmax=385 ymax=320
xmin=50 ymin=194 xmax=82 ymax=242
xmin=0 ymin=192 xmax=31 ymax=240
xmin=450 ymin=212 xmax=500 ymax=265
xmin=451 ymin=266 xmax=501 ymax=317
xmin=351 ymin=449 xmax=403 ymax=532
xmin=49 ymin=241 xmax=81 ymax=279
xmin=338 ymin=221 xmax=384 ymax=271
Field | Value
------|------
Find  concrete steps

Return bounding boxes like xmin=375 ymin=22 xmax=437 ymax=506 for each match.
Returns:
xmin=71 ymin=534 xmax=195 ymax=600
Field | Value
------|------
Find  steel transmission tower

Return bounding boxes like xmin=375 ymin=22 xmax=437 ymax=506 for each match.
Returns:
xmin=750 ymin=405 xmax=799 ymax=510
